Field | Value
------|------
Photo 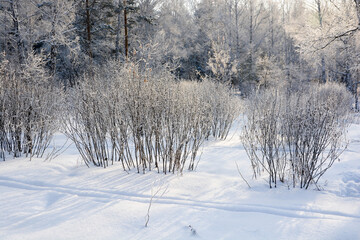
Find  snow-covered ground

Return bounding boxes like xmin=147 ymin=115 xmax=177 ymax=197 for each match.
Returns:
xmin=1 ymin=119 xmax=360 ymax=240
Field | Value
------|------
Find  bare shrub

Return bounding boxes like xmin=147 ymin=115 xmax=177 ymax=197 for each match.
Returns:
xmin=242 ymin=89 xmax=286 ymax=188
xmin=242 ymin=82 xmax=352 ymax=189
xmin=63 ymin=61 xmax=240 ymax=173
xmin=200 ymin=78 xmax=241 ymax=140
xmin=0 ymin=55 xmax=63 ymax=160
xmin=63 ymin=74 xmax=112 ymax=167
xmin=282 ymin=83 xmax=352 ymax=189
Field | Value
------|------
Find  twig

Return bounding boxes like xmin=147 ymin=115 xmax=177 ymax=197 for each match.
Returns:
xmin=235 ymin=161 xmax=251 ymax=189
xmin=145 ymin=178 xmax=168 ymax=227
xmin=44 ymin=138 xmax=72 ymax=162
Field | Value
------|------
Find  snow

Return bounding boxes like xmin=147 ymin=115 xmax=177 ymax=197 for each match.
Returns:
xmin=1 ymin=120 xmax=360 ymax=240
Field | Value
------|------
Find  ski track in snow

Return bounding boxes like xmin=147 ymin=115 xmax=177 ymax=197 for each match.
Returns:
xmin=0 ymin=175 xmax=359 ymax=226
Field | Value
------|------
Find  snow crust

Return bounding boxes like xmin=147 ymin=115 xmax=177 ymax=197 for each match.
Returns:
xmin=1 ymin=120 xmax=360 ymax=240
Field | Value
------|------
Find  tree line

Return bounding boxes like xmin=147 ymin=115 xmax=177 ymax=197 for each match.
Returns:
xmin=0 ymin=0 xmax=359 ymax=92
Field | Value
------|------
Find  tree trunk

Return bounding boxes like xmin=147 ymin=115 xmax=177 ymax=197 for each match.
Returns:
xmin=124 ymin=0 xmax=129 ymax=60
xmin=227 ymin=0 xmax=232 ymax=48
xmin=355 ymin=0 xmax=360 ymax=28
xmin=50 ymin=0 xmax=58 ymax=75
xmin=25 ymin=105 xmax=33 ymax=156
xmin=282 ymin=1 xmax=290 ymax=83
xmin=115 ymin=0 xmax=122 ymax=60
xmin=10 ymin=0 xmax=24 ymax=64
xmin=235 ymin=1 xmax=240 ymax=60
xmin=249 ymin=0 xmax=254 ymax=77
xmin=316 ymin=0 xmax=326 ymax=83
xmin=85 ymin=0 xmax=93 ymax=58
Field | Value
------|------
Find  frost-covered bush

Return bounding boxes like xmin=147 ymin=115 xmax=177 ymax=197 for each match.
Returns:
xmin=242 ymin=89 xmax=286 ymax=188
xmin=64 ymin=61 xmax=240 ymax=173
xmin=0 ymin=55 xmax=63 ymax=160
xmin=199 ymin=79 xmax=240 ymax=140
xmin=242 ymin=82 xmax=352 ymax=189
xmin=63 ymin=73 xmax=112 ymax=167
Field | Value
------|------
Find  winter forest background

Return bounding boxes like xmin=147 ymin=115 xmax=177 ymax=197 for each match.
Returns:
xmin=1 ymin=0 xmax=360 ymax=90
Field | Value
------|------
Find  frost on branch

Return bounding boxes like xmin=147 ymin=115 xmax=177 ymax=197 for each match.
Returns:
xmin=242 ymin=82 xmax=352 ymax=189
xmin=0 ymin=54 xmax=64 ymax=160
xmin=63 ymin=61 xmax=240 ymax=173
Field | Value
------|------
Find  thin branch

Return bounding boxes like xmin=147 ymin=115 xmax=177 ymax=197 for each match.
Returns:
xmin=235 ymin=161 xmax=251 ymax=189
xmin=145 ymin=179 xmax=168 ymax=227
xmin=319 ymin=27 xmax=359 ymax=50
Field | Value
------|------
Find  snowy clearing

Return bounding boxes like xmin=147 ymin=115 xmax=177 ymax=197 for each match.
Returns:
xmin=0 ymin=120 xmax=360 ymax=240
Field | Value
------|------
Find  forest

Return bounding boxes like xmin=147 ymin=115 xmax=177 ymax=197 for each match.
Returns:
xmin=0 ymin=0 xmax=359 ymax=90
